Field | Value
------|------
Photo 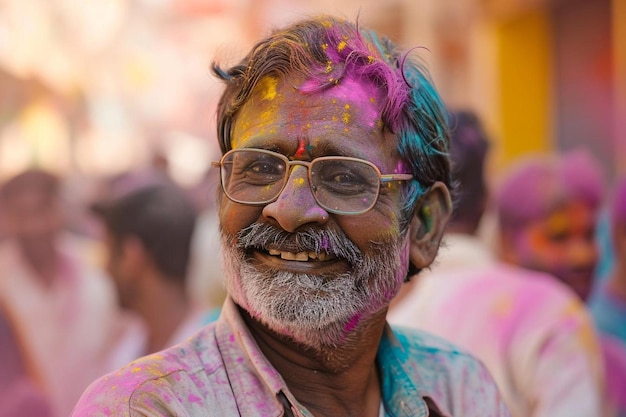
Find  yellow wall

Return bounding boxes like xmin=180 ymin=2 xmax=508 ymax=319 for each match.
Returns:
xmin=494 ymin=10 xmax=553 ymax=172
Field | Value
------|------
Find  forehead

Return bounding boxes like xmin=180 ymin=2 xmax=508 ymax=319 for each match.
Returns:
xmin=230 ymin=72 xmax=388 ymax=152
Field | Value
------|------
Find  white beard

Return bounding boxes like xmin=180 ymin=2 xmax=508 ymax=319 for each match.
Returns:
xmin=220 ymin=223 xmax=409 ymax=349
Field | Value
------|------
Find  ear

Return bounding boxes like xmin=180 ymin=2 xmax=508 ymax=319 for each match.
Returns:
xmin=119 ymin=236 xmax=149 ymax=278
xmin=408 ymin=182 xmax=452 ymax=269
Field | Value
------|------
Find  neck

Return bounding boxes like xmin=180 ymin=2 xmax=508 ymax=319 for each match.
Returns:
xmin=135 ymin=275 xmax=191 ymax=354
xmin=242 ymin=306 xmax=386 ymax=417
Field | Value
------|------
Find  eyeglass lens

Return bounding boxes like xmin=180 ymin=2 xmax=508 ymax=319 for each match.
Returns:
xmin=220 ymin=150 xmax=381 ymax=214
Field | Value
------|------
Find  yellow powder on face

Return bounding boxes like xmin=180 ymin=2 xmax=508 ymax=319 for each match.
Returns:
xmin=258 ymin=76 xmax=278 ymax=101
xmin=293 ymin=177 xmax=305 ymax=188
xmin=546 ymin=210 xmax=569 ymax=234
xmin=338 ymin=41 xmax=347 ymax=52
xmin=325 ymin=61 xmax=332 ymax=73
xmin=343 ymin=113 xmax=351 ymax=124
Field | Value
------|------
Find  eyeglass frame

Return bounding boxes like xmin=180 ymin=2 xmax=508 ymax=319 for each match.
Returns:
xmin=211 ymin=148 xmax=414 ymax=215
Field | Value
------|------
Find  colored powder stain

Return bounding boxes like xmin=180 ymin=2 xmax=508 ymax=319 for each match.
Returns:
xmin=369 ymin=97 xmax=376 ymax=103
xmin=331 ymin=116 xmax=338 ymax=122
xmin=337 ymin=40 xmax=347 ymax=52
xmin=321 ymin=236 xmax=329 ymax=250
xmin=367 ymin=56 xmax=374 ymax=64
xmin=344 ymin=314 xmax=362 ymax=333
xmin=547 ymin=211 xmax=569 ymax=234
xmin=344 ymin=127 xmax=349 ymax=133
xmin=131 ymin=367 xmax=142 ymax=373
xmin=342 ymin=112 xmax=350 ymax=124
xmin=321 ymin=42 xmax=328 ymax=50
xmin=293 ymin=177 xmax=305 ymax=188
xmin=325 ymin=61 xmax=332 ymax=73
xmin=188 ymin=394 xmax=202 ymax=404
xmin=491 ymin=294 xmax=513 ymax=317
xmin=294 ymin=139 xmax=306 ymax=158
xmin=258 ymin=76 xmax=278 ymax=101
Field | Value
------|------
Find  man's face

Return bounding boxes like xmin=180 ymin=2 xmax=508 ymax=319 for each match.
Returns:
xmin=2 ymin=190 xmax=63 ymax=254
xmin=220 ymin=73 xmax=413 ymax=348
xmin=507 ymin=200 xmax=598 ymax=300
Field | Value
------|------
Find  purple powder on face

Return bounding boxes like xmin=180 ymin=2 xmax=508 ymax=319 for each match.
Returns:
xmin=343 ymin=313 xmax=362 ymax=333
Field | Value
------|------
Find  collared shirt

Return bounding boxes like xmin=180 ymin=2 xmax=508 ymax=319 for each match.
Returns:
xmin=72 ymin=297 xmax=510 ymax=417
xmin=388 ymin=234 xmax=607 ymax=417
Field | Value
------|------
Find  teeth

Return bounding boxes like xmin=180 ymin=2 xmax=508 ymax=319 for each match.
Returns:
xmin=267 ymin=248 xmax=332 ymax=262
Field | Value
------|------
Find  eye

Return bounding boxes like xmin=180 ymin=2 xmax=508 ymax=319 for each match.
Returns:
xmin=248 ymin=160 xmax=284 ymax=176
xmin=315 ymin=160 xmax=375 ymax=195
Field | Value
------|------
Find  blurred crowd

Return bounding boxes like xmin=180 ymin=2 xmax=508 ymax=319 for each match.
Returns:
xmin=0 ymin=161 xmax=225 ymax=417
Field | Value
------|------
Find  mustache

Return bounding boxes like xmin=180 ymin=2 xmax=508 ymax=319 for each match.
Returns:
xmin=236 ymin=222 xmax=362 ymax=264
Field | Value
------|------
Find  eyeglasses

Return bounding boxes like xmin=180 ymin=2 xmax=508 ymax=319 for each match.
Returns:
xmin=212 ymin=148 xmax=413 ymax=215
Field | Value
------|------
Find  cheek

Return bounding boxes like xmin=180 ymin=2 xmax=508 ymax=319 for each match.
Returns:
xmin=339 ymin=212 xmax=401 ymax=248
xmin=219 ymin=202 xmax=262 ymax=239
xmin=524 ymin=230 xmax=563 ymax=266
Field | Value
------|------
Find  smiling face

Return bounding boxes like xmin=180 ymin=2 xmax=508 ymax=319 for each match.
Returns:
xmin=503 ymin=200 xmax=598 ymax=300
xmin=219 ymin=73 xmax=414 ymax=348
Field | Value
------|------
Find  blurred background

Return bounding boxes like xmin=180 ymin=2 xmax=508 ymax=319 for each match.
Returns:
xmin=1 ymin=0 xmax=624 ymax=189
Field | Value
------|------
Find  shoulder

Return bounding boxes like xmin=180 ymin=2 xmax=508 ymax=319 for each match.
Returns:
xmin=388 ymin=325 xmax=485 ymax=370
xmin=71 ymin=325 xmax=221 ymax=417
xmin=383 ymin=327 xmax=511 ymax=416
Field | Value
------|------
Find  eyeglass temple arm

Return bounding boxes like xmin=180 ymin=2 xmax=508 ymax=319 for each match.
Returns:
xmin=380 ymin=174 xmax=413 ymax=183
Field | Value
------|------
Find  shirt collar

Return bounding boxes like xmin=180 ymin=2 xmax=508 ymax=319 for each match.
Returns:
xmin=216 ymin=298 xmax=438 ymax=417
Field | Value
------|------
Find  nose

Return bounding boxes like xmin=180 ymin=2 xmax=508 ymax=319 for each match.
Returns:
xmin=262 ymin=165 xmax=329 ymax=232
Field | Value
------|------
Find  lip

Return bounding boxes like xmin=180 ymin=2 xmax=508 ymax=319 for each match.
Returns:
xmin=250 ymin=249 xmax=350 ymax=274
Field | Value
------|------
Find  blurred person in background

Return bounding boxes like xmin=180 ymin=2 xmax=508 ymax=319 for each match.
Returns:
xmin=0 ymin=168 xmax=125 ymax=417
xmin=0 ymin=310 xmax=53 ymax=417
xmin=388 ymin=111 xmax=607 ymax=417
xmin=495 ymin=150 xmax=626 ymax=417
xmin=90 ymin=169 xmax=214 ymax=367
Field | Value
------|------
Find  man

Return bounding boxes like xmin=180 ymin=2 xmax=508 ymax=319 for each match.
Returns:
xmin=495 ymin=150 xmax=605 ymax=301
xmin=0 ymin=169 xmax=124 ymax=417
xmin=388 ymin=112 xmax=607 ymax=417
xmin=90 ymin=169 xmax=210 ymax=366
xmin=72 ymin=16 xmax=510 ymax=416
xmin=495 ymin=150 xmax=626 ymax=417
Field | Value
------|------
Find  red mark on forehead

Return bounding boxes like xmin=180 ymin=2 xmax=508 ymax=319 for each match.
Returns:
xmin=294 ymin=138 xmax=306 ymax=158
